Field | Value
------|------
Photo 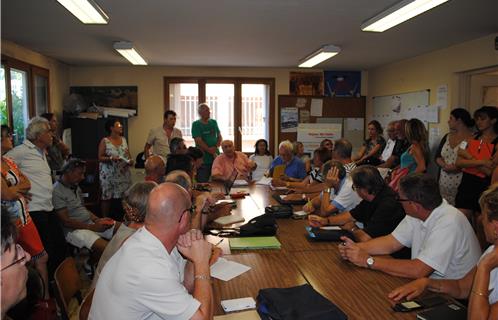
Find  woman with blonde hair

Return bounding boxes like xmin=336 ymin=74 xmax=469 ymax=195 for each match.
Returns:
xmin=401 ymin=118 xmax=429 ymax=173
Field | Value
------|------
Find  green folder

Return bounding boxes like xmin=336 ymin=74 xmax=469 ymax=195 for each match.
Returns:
xmin=229 ymin=237 xmax=281 ymax=250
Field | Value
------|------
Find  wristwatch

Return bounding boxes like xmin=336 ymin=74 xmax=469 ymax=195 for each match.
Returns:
xmin=366 ymin=256 xmax=375 ymax=269
xmin=325 ymin=187 xmax=333 ymax=194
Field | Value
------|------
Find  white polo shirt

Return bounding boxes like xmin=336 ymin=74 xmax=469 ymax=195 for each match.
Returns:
xmin=6 ymin=140 xmax=53 ymax=212
xmin=89 ymin=227 xmax=200 ymax=320
xmin=146 ymin=126 xmax=183 ymax=157
xmin=480 ymin=245 xmax=498 ymax=305
xmin=392 ymin=200 xmax=481 ymax=279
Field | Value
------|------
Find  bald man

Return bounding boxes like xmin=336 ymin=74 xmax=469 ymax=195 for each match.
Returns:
xmin=145 ymin=155 xmax=166 ymax=183
xmin=211 ymin=140 xmax=256 ymax=181
xmin=90 ymin=183 xmax=214 ymax=320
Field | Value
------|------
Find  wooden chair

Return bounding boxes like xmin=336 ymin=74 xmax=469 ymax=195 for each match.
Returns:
xmin=54 ymin=257 xmax=83 ymax=320
xmin=79 ymin=288 xmax=95 ymax=320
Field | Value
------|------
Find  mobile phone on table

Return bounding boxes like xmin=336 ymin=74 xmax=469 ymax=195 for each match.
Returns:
xmin=393 ymin=296 xmax=447 ymax=312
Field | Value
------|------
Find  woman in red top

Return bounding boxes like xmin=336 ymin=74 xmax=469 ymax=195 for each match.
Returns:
xmin=455 ymin=106 xmax=498 ymax=219
xmin=1 ymin=125 xmax=50 ymax=300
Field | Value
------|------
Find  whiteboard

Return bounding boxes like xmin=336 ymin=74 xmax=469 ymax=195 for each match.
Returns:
xmin=370 ymin=90 xmax=430 ymax=131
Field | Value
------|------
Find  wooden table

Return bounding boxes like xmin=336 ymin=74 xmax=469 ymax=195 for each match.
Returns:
xmin=211 ymin=183 xmax=415 ymax=319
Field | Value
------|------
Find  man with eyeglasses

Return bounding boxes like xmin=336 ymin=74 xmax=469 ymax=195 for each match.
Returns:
xmin=1 ymin=210 xmax=31 ymax=319
xmin=308 ymin=165 xmax=406 ymax=248
xmin=339 ymin=173 xmax=481 ymax=280
xmin=90 ymin=183 xmax=214 ymax=320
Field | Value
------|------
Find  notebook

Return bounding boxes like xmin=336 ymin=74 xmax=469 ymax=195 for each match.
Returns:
xmin=416 ymin=302 xmax=467 ymax=320
xmin=272 ymin=164 xmax=286 ymax=178
xmin=229 ymin=236 xmax=281 ymax=250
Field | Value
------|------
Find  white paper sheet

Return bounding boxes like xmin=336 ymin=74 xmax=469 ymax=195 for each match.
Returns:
xmin=310 ymin=98 xmax=323 ymax=116
xmin=213 ymin=215 xmax=245 ymax=225
xmin=320 ymin=226 xmax=341 ymax=231
xmin=293 ymin=210 xmax=308 ymax=217
xmin=233 ymin=179 xmax=249 ymax=187
xmin=270 ymin=185 xmax=287 ymax=191
xmin=211 ymin=258 xmax=251 ymax=281
xmin=346 ymin=118 xmax=364 ymax=131
xmin=436 ymin=84 xmax=448 ymax=109
xmin=255 ymin=176 xmax=272 ymax=185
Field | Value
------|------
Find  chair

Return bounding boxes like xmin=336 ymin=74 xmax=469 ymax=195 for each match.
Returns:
xmin=79 ymin=288 xmax=95 ymax=320
xmin=54 ymin=257 xmax=83 ymax=320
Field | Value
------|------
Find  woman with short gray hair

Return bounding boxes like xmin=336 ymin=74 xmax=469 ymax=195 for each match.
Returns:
xmin=92 ymin=181 xmax=157 ymax=287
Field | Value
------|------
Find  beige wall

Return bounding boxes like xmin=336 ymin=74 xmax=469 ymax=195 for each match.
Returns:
xmin=1 ymin=40 xmax=70 ymax=118
xmin=69 ymin=67 xmax=368 ymax=156
xmin=470 ymin=74 xmax=498 ymax=110
xmin=367 ymin=33 xmax=498 ymax=140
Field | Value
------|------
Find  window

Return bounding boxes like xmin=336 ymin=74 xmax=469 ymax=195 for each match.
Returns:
xmin=1 ymin=56 xmax=50 ymax=145
xmin=165 ymin=77 xmax=275 ymax=154
xmin=10 ymin=68 xmax=29 ymax=145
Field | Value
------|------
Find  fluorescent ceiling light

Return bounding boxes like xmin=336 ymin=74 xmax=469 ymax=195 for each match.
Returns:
xmin=298 ymin=45 xmax=341 ymax=68
xmin=56 ymin=0 xmax=109 ymax=24
xmin=113 ymin=42 xmax=148 ymax=65
xmin=361 ymin=0 xmax=449 ymax=32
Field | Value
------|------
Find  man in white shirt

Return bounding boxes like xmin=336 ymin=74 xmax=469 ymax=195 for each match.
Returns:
xmin=6 ymin=116 xmax=67 ymax=278
xmin=90 ymin=183 xmax=214 ymax=320
xmin=144 ymin=110 xmax=183 ymax=159
xmin=339 ymin=173 xmax=481 ymax=280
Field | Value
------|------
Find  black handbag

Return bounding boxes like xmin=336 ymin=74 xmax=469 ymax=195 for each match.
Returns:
xmin=265 ymin=205 xmax=293 ymax=218
xmin=239 ymin=214 xmax=278 ymax=237
xmin=257 ymin=284 xmax=348 ymax=320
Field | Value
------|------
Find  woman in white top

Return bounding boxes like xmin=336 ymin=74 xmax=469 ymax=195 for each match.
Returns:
xmin=435 ymin=108 xmax=475 ymax=205
xmin=249 ymin=139 xmax=273 ymax=181
xmin=389 ymin=183 xmax=498 ymax=319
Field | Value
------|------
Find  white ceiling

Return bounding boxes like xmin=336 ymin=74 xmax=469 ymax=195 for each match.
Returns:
xmin=1 ymin=0 xmax=497 ymax=69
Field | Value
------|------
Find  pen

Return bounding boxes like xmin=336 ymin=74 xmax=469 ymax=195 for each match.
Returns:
xmin=214 ymin=239 xmax=224 ymax=247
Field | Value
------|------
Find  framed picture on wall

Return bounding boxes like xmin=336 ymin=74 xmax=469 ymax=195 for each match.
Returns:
xmin=289 ymin=72 xmax=324 ymax=96
xmin=70 ymin=86 xmax=138 ymax=114
xmin=324 ymin=71 xmax=361 ymax=97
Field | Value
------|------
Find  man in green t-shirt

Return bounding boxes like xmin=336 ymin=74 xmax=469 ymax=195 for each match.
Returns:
xmin=191 ymin=103 xmax=222 ymax=182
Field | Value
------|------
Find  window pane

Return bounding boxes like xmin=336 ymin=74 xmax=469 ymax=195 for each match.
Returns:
xmin=10 ymin=69 xmax=29 ymax=145
xmin=169 ymin=83 xmax=198 ymax=146
xmin=241 ymin=84 xmax=269 ymax=152
xmin=206 ymin=83 xmax=234 ymax=143
xmin=34 ymin=74 xmax=49 ymax=115
xmin=0 ymin=67 xmax=7 ymax=126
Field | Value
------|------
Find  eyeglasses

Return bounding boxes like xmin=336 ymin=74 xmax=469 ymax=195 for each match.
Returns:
xmin=178 ymin=206 xmax=195 ymax=223
xmin=1 ymin=244 xmax=28 ymax=271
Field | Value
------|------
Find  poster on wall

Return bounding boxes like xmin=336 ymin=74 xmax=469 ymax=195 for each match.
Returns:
xmin=324 ymin=71 xmax=361 ymax=97
xmin=297 ymin=123 xmax=342 ymax=152
xmin=70 ymin=86 xmax=138 ymax=114
xmin=281 ymin=107 xmax=298 ymax=132
xmin=289 ymin=72 xmax=324 ymax=96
